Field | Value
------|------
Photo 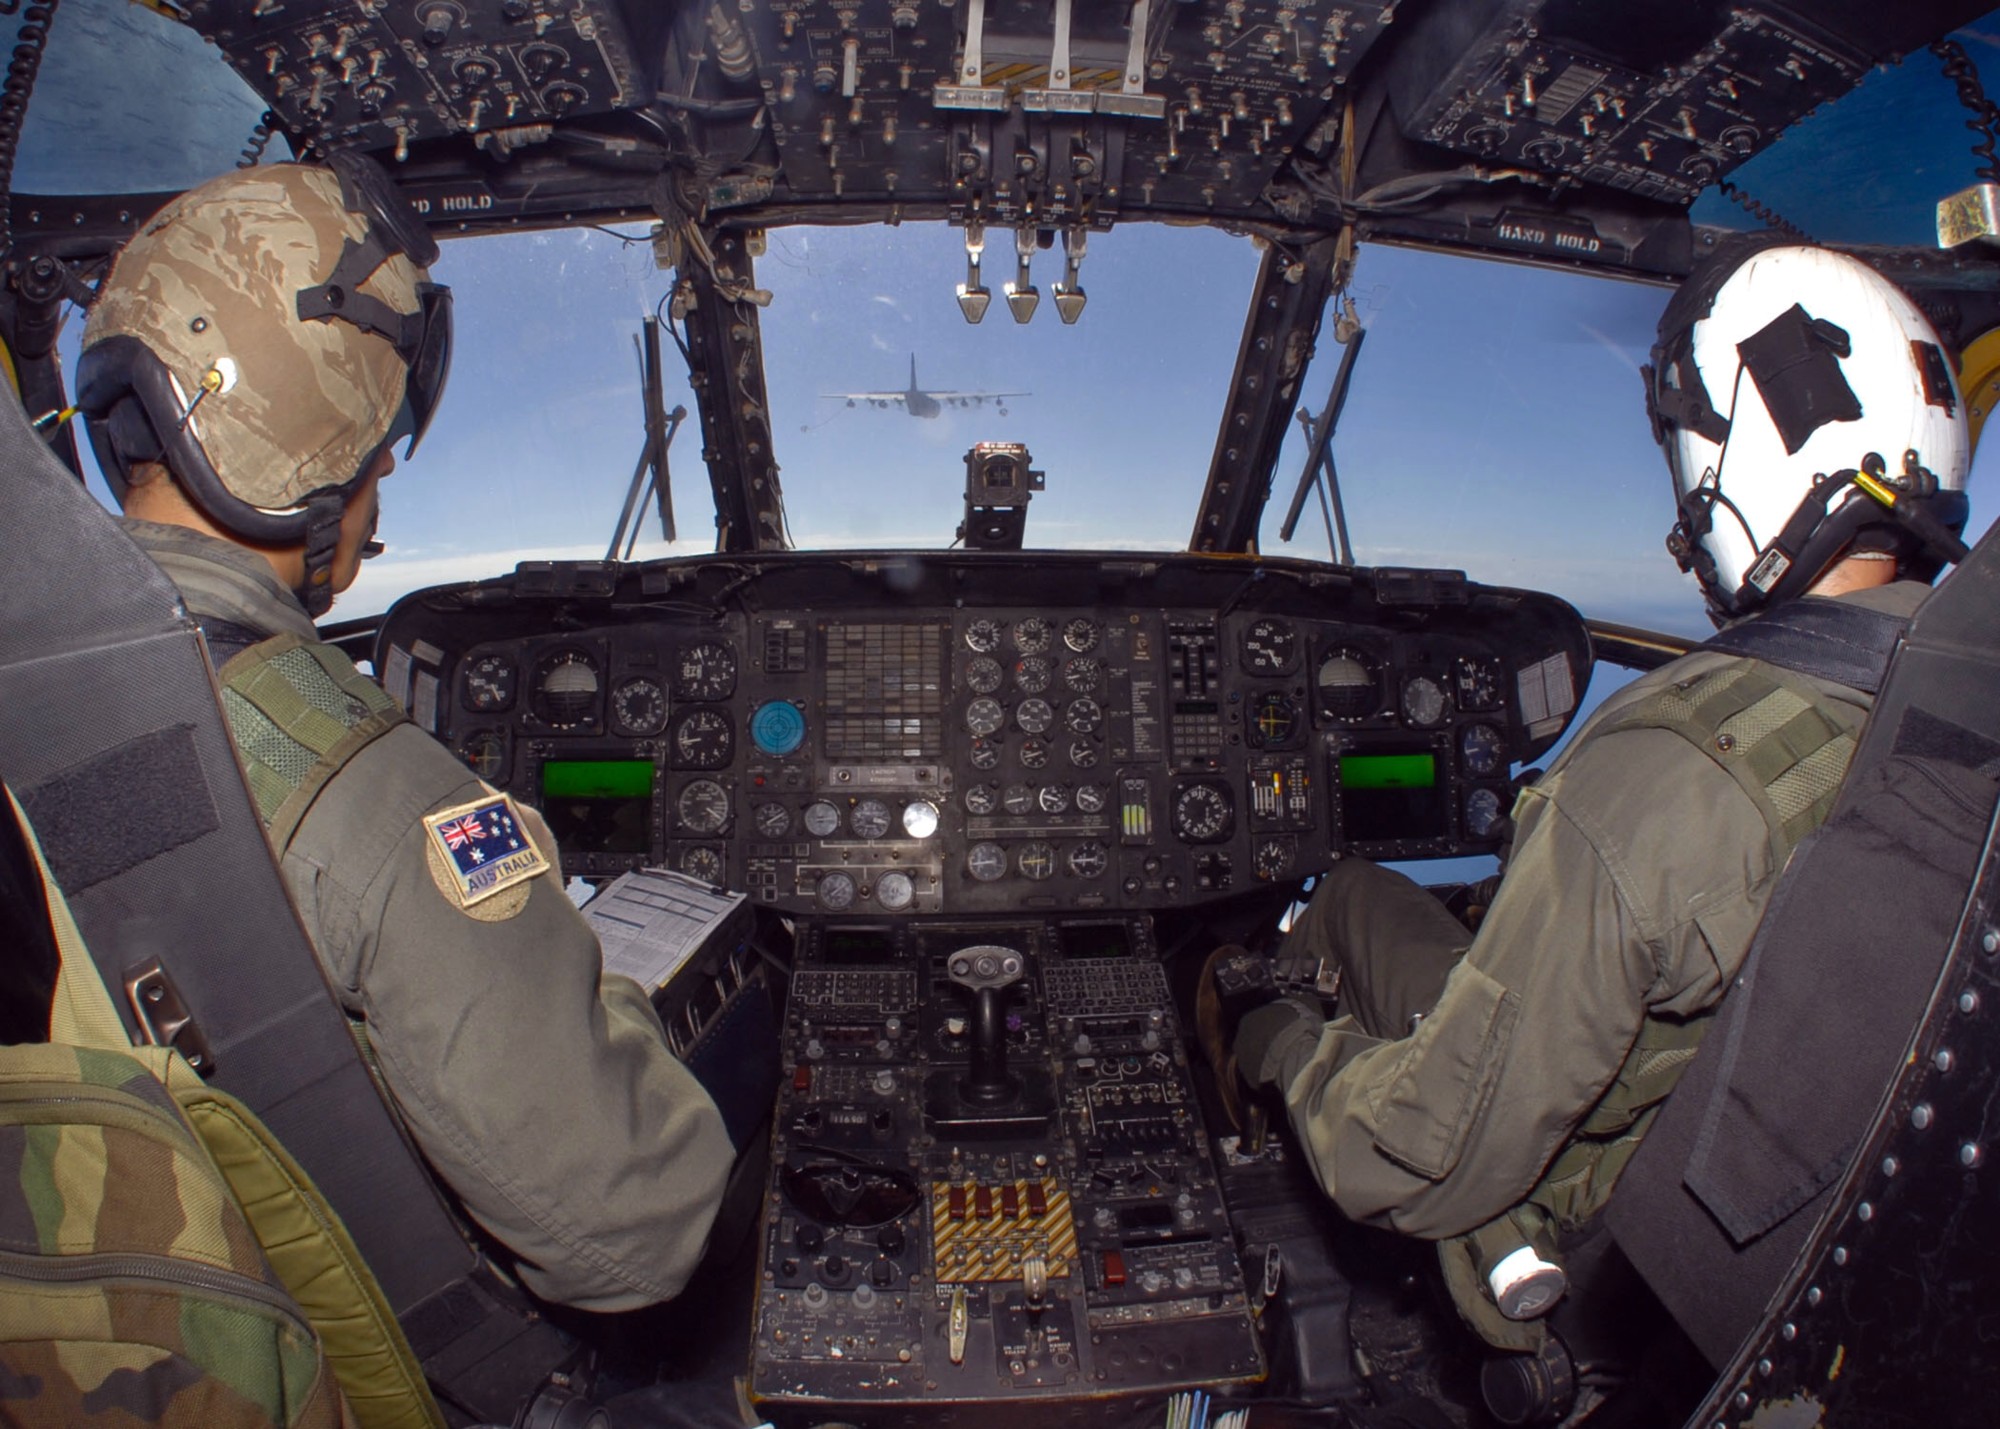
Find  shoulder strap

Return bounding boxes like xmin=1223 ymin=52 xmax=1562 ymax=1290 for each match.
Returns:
xmin=218 ymin=632 xmax=408 ymax=850
xmin=7 ymin=787 xmax=448 ymax=1429
xmin=1598 ymin=661 xmax=1865 ymax=867
xmin=1698 ymin=595 xmax=1909 ymax=696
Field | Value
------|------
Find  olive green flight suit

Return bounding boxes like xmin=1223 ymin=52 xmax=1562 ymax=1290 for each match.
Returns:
xmin=1255 ymin=582 xmax=1927 ymax=1244
xmin=127 ymin=520 xmax=733 ymax=1313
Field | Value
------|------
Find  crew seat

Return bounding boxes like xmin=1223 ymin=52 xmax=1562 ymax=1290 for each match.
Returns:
xmin=0 ymin=375 xmax=564 ymax=1425
xmin=1602 ymin=524 xmax=2000 ymax=1422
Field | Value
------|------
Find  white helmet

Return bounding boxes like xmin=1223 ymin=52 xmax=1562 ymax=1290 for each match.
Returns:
xmin=1644 ymin=240 xmax=1970 ymax=622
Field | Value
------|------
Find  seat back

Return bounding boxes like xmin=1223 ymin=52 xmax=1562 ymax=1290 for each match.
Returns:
xmin=1606 ymin=520 xmax=2000 ymax=1417
xmin=0 ymin=386 xmax=556 ymax=1420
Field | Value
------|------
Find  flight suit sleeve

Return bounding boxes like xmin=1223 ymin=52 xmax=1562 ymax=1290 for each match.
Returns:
xmin=1275 ymin=724 xmax=1777 ymax=1239
xmin=282 ymin=723 xmax=734 ymax=1312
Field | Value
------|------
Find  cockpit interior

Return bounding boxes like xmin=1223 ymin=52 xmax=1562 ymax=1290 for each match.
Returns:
xmin=5 ymin=2 xmax=2000 ymax=1427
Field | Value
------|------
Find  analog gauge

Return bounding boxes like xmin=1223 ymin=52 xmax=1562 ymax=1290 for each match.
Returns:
xmin=533 ymin=648 xmax=600 ymax=728
xmin=1067 ymin=841 xmax=1108 ymax=879
xmin=1014 ymin=656 xmax=1053 ymax=694
xmin=1064 ymin=656 xmax=1102 ymax=693
xmin=610 ymin=675 xmax=668 ymax=738
xmin=1246 ymin=691 xmax=1299 ymax=749
xmin=1012 ymin=618 xmax=1053 ymax=655
xmin=965 ymin=618 xmax=1003 ymax=654
xmin=875 ymin=870 xmax=915 ymax=912
xmin=1461 ymin=722 xmax=1507 ymax=777
xmin=676 ymin=778 xmax=730 ymax=834
xmin=1454 ymin=656 xmax=1503 ymax=713
xmin=1002 ymin=783 xmax=1036 ymax=816
xmin=1074 ymin=783 xmax=1108 ymax=815
xmin=1016 ymin=841 xmax=1057 ymax=881
xmin=750 ymin=700 xmax=807 ymax=757
xmin=1019 ymin=738 xmax=1050 ymax=770
xmin=459 ymin=730 xmax=507 ymax=782
xmin=901 ymin=800 xmax=940 ymax=839
xmin=1316 ymin=649 xmax=1379 ymax=721
xmin=1016 ymin=698 xmax=1055 ymax=735
xmin=1068 ymin=740 xmax=1099 ymax=770
xmin=963 ymin=783 xmax=999 ymax=816
xmin=671 ymin=707 xmax=734 ymax=769
xmin=850 ymin=798 xmax=892 ymax=840
xmin=1064 ymin=697 xmax=1103 ymax=735
xmin=673 ymin=641 xmax=737 ymax=701
xmin=679 ymin=845 xmax=725 ymax=883
xmin=1172 ymin=782 xmax=1233 ymax=843
xmin=1465 ymin=786 xmax=1507 ymax=840
xmin=965 ymin=696 xmax=1005 ymax=737
xmin=1253 ymin=839 xmax=1295 ymax=881
xmin=1242 ymin=618 xmax=1299 ymax=676
xmin=816 ymin=871 xmax=857 ymax=911
xmin=968 ymin=737 xmax=1002 ymax=770
xmin=966 ymin=656 xmax=1004 ymax=695
xmin=1062 ymin=618 xmax=1100 ymax=654
xmin=753 ymin=801 xmax=793 ymax=838
xmin=803 ymin=801 xmax=842 ymax=838
xmin=1038 ymin=784 xmax=1071 ymax=815
xmin=461 ymin=653 xmax=517 ymax=713
xmin=1400 ymin=675 xmax=1449 ymax=729
xmin=966 ymin=842 xmax=1008 ymax=883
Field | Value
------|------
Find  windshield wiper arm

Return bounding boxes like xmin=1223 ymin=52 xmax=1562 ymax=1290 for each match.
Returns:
xmin=1279 ymin=318 xmax=1365 ymax=564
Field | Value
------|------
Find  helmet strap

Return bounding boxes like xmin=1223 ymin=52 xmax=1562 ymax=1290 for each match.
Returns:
xmin=297 ymin=493 xmax=348 ymax=619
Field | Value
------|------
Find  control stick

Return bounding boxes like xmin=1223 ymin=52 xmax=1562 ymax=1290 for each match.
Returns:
xmin=947 ymin=944 xmax=1025 ymax=1106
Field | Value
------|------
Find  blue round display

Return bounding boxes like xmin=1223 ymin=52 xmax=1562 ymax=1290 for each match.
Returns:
xmin=751 ymin=699 xmax=807 ymax=756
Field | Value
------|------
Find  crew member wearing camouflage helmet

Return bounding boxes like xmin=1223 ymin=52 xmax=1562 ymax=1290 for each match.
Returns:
xmin=1201 ymin=241 xmax=1973 ymax=1383
xmin=76 ymin=159 xmax=732 ymax=1312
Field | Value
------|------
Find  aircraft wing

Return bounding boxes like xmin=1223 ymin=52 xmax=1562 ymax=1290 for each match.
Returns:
xmin=922 ymin=390 xmax=1031 ymax=401
xmin=821 ymin=389 xmax=910 ymax=403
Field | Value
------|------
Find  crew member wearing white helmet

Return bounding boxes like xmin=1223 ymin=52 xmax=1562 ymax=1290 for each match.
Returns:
xmin=1203 ymin=239 xmax=1973 ymax=1374
xmin=75 ymin=159 xmax=732 ymax=1313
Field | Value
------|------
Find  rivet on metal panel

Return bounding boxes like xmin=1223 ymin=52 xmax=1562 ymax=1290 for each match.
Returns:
xmin=1857 ymin=1202 xmax=1874 ymax=1222
xmin=1961 ymin=1142 xmax=1984 ymax=1168
xmin=1806 ymin=1285 xmax=1823 ymax=1307
xmin=1832 ymin=1247 xmax=1848 ymax=1266
xmin=1882 ymin=1155 xmax=1900 ymax=1177
xmin=1781 ymin=1322 xmax=1797 ymax=1342
xmin=1757 ymin=1358 xmax=1773 ymax=1378
xmin=1913 ymin=1103 xmax=1934 ymax=1130
xmin=1935 ymin=1048 xmax=1955 ymax=1073
xmin=1959 ymin=990 xmax=1980 ymax=1014
xmin=1981 ymin=927 xmax=1999 ymax=954
xmin=1733 ymin=1391 xmax=1751 ymax=1411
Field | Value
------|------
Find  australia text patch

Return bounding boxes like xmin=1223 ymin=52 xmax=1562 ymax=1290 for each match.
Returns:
xmin=422 ymin=794 xmax=549 ymax=908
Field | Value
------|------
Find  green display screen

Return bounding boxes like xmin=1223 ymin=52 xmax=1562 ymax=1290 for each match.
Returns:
xmin=1339 ymin=753 xmax=1437 ymax=790
xmin=540 ymin=759 xmax=656 ymax=799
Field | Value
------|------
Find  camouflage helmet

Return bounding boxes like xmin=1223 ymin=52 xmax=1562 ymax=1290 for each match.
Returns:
xmin=76 ymin=155 xmax=450 ymax=609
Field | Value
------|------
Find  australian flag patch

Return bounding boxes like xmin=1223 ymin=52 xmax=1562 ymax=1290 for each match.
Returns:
xmin=422 ymin=794 xmax=550 ymax=907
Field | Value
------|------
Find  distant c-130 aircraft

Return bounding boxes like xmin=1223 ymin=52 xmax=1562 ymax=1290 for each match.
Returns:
xmin=823 ymin=354 xmax=1029 ymax=418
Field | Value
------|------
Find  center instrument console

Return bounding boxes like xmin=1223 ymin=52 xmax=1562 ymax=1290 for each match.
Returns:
xmin=749 ymin=916 xmax=1261 ymax=1425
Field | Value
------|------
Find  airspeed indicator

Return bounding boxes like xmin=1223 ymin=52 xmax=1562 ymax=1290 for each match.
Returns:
xmin=1242 ymin=618 xmax=1299 ymax=675
xmin=461 ymin=653 xmax=517 ymax=713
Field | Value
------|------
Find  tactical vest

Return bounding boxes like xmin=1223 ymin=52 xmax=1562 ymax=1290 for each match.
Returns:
xmin=214 ymin=632 xmax=409 ymax=852
xmin=1440 ymin=657 xmax=1867 ymax=1352
xmin=210 ymin=632 xmax=575 ymax=1412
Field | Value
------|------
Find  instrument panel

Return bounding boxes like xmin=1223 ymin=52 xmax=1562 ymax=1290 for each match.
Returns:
xmin=376 ymin=553 xmax=1591 ymax=914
